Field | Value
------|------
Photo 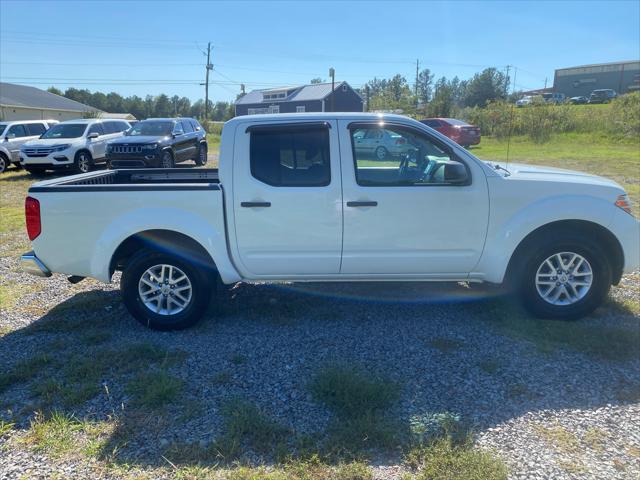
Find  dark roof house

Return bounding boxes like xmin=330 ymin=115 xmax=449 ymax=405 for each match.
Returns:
xmin=235 ymin=81 xmax=363 ymax=116
xmin=0 ymin=82 xmax=102 ymax=121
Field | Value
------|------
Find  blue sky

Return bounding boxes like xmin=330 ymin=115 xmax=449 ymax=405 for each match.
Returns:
xmin=1 ymin=0 xmax=639 ymax=102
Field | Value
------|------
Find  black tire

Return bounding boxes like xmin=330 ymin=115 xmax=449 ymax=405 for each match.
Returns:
xmin=194 ymin=143 xmax=208 ymax=166
xmin=160 ymin=150 xmax=174 ymax=168
xmin=121 ymin=249 xmax=213 ymax=330
xmin=517 ymin=232 xmax=611 ymax=320
xmin=0 ymin=153 xmax=7 ymax=173
xmin=74 ymin=151 xmax=92 ymax=174
xmin=374 ymin=146 xmax=388 ymax=160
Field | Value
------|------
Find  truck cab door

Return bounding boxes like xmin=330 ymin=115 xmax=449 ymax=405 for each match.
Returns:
xmin=338 ymin=120 xmax=489 ymax=276
xmin=231 ymin=121 xmax=342 ymax=277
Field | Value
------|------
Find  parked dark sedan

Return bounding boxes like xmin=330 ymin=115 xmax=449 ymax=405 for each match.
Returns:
xmin=106 ymin=118 xmax=207 ymax=168
xmin=420 ymin=118 xmax=481 ymax=147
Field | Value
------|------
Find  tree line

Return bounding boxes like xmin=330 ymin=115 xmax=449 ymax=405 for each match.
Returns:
xmin=47 ymin=67 xmax=512 ymax=121
xmin=46 ymin=86 xmax=235 ymax=121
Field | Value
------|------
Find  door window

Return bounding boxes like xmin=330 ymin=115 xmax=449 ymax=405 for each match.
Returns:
xmin=87 ymin=123 xmax=104 ymax=136
xmin=7 ymin=124 xmax=28 ymax=137
xmin=181 ymin=120 xmax=195 ymax=133
xmin=102 ymin=122 xmax=119 ymax=134
xmin=26 ymin=123 xmax=46 ymax=136
xmin=350 ymin=125 xmax=469 ymax=186
xmin=250 ymin=126 xmax=330 ymax=187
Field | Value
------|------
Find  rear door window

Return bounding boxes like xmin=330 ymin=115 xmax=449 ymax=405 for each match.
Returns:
xmin=250 ymin=126 xmax=331 ymax=187
xmin=87 ymin=123 xmax=105 ymax=136
xmin=26 ymin=123 xmax=47 ymax=136
xmin=181 ymin=120 xmax=195 ymax=133
xmin=102 ymin=122 xmax=119 ymax=134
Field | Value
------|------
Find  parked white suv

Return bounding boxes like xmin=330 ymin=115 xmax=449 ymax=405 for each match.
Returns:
xmin=0 ymin=120 xmax=59 ymax=173
xmin=20 ymin=119 xmax=130 ymax=174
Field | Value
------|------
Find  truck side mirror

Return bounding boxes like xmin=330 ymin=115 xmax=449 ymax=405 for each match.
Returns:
xmin=444 ymin=160 xmax=469 ymax=185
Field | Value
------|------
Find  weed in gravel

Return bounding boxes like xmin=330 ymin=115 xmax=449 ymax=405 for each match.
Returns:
xmin=221 ymin=398 xmax=291 ymax=456
xmin=0 ymin=420 xmax=15 ymax=436
xmin=0 ymin=325 xmax=13 ymax=336
xmin=23 ymin=411 xmax=114 ymax=459
xmin=533 ymin=424 xmax=580 ymax=454
xmin=229 ymin=353 xmax=248 ymax=365
xmin=584 ymin=427 xmax=608 ymax=452
xmin=505 ymin=382 xmax=534 ymax=400
xmin=126 ymin=371 xmax=183 ymax=409
xmin=405 ymin=437 xmax=508 ymax=480
xmin=477 ymin=358 xmax=501 ymax=375
xmin=218 ymin=457 xmax=373 ymax=480
xmin=309 ymin=364 xmax=399 ymax=418
xmin=212 ymin=371 xmax=233 ymax=386
xmin=0 ymin=353 xmax=52 ymax=394
xmin=309 ymin=364 xmax=401 ymax=457
xmin=485 ymin=300 xmax=640 ymax=361
xmin=428 ymin=337 xmax=465 ymax=354
xmin=0 ymin=280 xmax=42 ymax=310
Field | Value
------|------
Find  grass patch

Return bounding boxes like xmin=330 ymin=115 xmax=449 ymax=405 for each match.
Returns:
xmin=126 ymin=371 xmax=183 ymax=408
xmin=22 ymin=411 xmax=113 ymax=459
xmin=584 ymin=427 xmax=608 ymax=452
xmin=216 ymin=458 xmax=373 ymax=480
xmin=406 ymin=437 xmax=508 ymax=480
xmin=0 ymin=280 xmax=42 ymax=311
xmin=0 ymin=353 xmax=52 ymax=394
xmin=309 ymin=364 xmax=401 ymax=456
xmin=485 ymin=301 xmax=640 ymax=361
xmin=0 ymin=420 xmax=15 ymax=436
xmin=221 ymin=398 xmax=290 ymax=456
xmin=212 ymin=371 xmax=233 ymax=386
xmin=0 ymin=205 xmax=23 ymax=234
xmin=309 ymin=365 xmax=399 ymax=418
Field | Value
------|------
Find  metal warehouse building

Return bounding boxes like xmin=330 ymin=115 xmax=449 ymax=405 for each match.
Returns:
xmin=553 ymin=60 xmax=640 ymax=97
xmin=235 ymin=81 xmax=363 ymax=116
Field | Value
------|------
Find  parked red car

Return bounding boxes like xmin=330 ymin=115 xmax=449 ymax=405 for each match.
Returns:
xmin=420 ymin=118 xmax=481 ymax=147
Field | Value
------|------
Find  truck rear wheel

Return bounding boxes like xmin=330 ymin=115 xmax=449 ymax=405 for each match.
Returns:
xmin=121 ymin=249 xmax=213 ymax=330
xmin=518 ymin=233 xmax=611 ymax=320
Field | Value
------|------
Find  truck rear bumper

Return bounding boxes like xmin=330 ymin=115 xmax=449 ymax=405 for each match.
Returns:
xmin=20 ymin=251 xmax=52 ymax=277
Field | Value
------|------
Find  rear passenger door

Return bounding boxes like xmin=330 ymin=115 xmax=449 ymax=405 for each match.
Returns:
xmin=87 ymin=123 xmax=106 ymax=159
xmin=231 ymin=121 xmax=342 ymax=277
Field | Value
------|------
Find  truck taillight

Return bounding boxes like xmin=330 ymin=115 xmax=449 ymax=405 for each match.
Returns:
xmin=25 ymin=196 xmax=41 ymax=240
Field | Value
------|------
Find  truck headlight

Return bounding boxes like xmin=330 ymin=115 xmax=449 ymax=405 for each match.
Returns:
xmin=141 ymin=144 xmax=158 ymax=151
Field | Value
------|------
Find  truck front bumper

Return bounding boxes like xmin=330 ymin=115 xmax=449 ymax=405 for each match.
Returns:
xmin=20 ymin=251 xmax=52 ymax=277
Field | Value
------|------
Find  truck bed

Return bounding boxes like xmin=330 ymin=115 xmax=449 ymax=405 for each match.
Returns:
xmin=29 ymin=168 xmax=220 ymax=192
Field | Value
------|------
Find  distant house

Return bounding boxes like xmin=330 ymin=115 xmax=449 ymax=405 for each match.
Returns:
xmin=235 ymin=81 xmax=363 ymax=116
xmin=0 ymin=82 xmax=102 ymax=121
xmin=103 ymin=112 xmax=137 ymax=121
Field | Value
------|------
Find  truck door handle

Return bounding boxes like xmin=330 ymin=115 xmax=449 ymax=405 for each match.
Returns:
xmin=241 ymin=201 xmax=271 ymax=208
xmin=347 ymin=201 xmax=378 ymax=207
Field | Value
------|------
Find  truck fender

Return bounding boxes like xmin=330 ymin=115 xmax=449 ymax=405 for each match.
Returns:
xmin=475 ymin=194 xmax=616 ymax=283
xmin=89 ymin=207 xmax=242 ymax=284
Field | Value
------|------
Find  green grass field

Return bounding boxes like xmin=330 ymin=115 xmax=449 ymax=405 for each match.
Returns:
xmin=472 ymin=133 xmax=640 ymax=204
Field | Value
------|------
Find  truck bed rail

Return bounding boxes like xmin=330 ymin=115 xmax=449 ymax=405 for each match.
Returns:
xmin=29 ymin=168 xmax=220 ymax=192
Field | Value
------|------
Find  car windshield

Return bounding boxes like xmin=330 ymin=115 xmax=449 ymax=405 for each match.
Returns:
xmin=126 ymin=121 xmax=174 ymax=136
xmin=0 ymin=123 xmax=8 ymax=136
xmin=40 ymin=123 xmax=86 ymax=139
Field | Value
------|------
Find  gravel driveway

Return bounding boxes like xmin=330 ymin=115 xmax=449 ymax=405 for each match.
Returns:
xmin=1 ymin=245 xmax=639 ymax=480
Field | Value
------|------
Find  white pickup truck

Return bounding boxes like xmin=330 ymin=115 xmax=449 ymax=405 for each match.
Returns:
xmin=20 ymin=113 xmax=639 ymax=330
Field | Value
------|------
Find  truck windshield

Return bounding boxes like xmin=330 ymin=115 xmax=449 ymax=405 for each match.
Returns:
xmin=41 ymin=124 xmax=87 ymax=139
xmin=127 ymin=121 xmax=173 ymax=136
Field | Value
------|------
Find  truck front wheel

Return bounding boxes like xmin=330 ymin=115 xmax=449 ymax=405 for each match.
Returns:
xmin=518 ymin=234 xmax=611 ymax=320
xmin=121 ymin=249 xmax=213 ymax=330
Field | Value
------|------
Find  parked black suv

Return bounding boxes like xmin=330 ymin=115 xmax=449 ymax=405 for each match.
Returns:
xmin=106 ymin=118 xmax=207 ymax=168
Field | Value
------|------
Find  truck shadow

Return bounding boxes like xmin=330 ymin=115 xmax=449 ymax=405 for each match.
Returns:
xmin=0 ymin=281 xmax=638 ymax=470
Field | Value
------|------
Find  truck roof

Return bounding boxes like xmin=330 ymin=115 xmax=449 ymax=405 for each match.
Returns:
xmin=225 ymin=112 xmax=415 ymax=126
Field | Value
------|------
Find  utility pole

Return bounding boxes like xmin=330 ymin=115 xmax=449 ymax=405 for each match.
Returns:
xmin=204 ymin=42 xmax=212 ymax=120
xmin=329 ymin=67 xmax=335 ymax=112
xmin=544 ymin=77 xmax=548 ymax=89
xmin=505 ymin=65 xmax=511 ymax=96
xmin=415 ymin=59 xmax=419 ymax=111
xmin=365 ymin=85 xmax=370 ymax=112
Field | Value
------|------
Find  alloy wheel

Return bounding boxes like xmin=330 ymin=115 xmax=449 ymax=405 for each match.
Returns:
xmin=535 ymin=252 xmax=593 ymax=306
xmin=138 ymin=264 xmax=193 ymax=315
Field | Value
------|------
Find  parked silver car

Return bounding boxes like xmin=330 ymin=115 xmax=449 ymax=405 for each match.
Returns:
xmin=352 ymin=127 xmax=417 ymax=160
xmin=0 ymin=119 xmax=59 ymax=173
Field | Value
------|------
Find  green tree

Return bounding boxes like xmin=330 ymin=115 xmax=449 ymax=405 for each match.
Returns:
xmin=310 ymin=77 xmax=325 ymax=84
xmin=463 ymin=68 xmax=509 ymax=107
xmin=416 ymin=68 xmax=433 ymax=104
xmin=47 ymin=86 xmax=63 ymax=96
